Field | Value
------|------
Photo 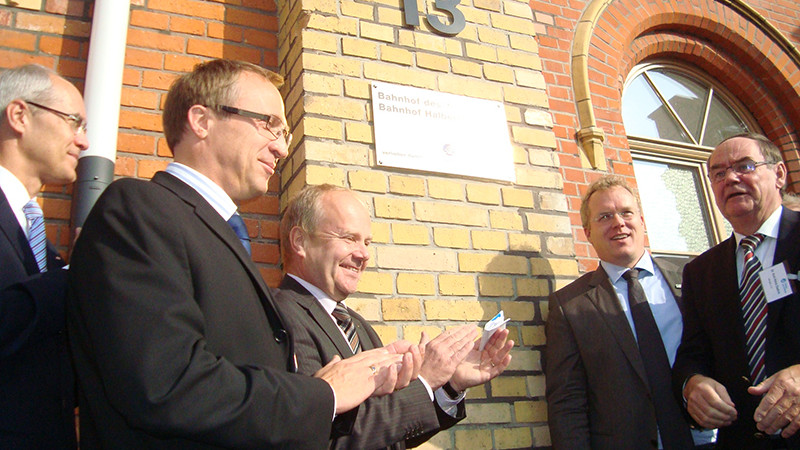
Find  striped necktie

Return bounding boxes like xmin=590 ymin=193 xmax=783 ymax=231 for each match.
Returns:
xmin=740 ymin=233 xmax=768 ymax=383
xmin=23 ymin=200 xmax=47 ymax=273
xmin=332 ymin=303 xmax=360 ymax=354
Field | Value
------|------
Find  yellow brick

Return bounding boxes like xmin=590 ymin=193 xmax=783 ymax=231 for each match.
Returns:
xmin=304 ymin=141 xmax=369 ymax=166
xmin=516 ymin=277 xmax=550 ymax=297
xmin=397 ymin=29 xmax=414 ymax=47
xmin=464 ymin=403 xmax=512 ymax=424
xmin=489 ymin=210 xmax=523 ymax=230
xmin=347 ymin=296 xmax=380 ymax=321
xmin=508 ymin=348 xmax=540 ymax=371
xmin=382 ymin=297 xmax=422 ymax=320
xmin=305 ymin=14 xmax=358 ymax=35
xmin=425 ymin=299 xmax=487 ymax=320
xmin=553 ymin=278 xmax=575 ymax=291
xmin=302 ymin=116 xmax=343 ymax=139
xmin=416 ymin=52 xmax=450 ymax=72
xmin=428 ymin=178 xmax=463 ymax=200
xmin=510 ymin=34 xmax=539 ymax=53
xmin=517 ymin=70 xmax=547 ymax=89
xmin=490 ymin=13 xmax=535 ymax=35
xmin=452 ymin=59 xmax=483 ymax=78
xmin=495 ymin=427 xmax=533 ymax=449
xmin=455 ymin=429 xmax=492 ymax=449
xmin=415 ymin=202 xmax=488 ymax=226
xmin=433 ymin=227 xmax=470 ymax=249
xmin=504 ymin=85 xmax=548 ymax=107
xmin=539 ymin=191 xmax=568 ymax=211
xmin=467 ymin=383 xmax=488 ymax=399
xmin=396 ymin=273 xmax=435 ymax=295
xmin=505 ymin=104 xmax=523 ymax=124
xmin=357 ymin=271 xmax=393 ymax=294
xmin=515 ymin=167 xmax=562 ymax=189
xmin=527 ymin=375 xmax=546 ymax=397
xmin=478 ymin=27 xmax=508 ymax=46
xmin=528 ymin=148 xmax=558 ymax=167
xmin=478 ymin=275 xmax=513 ymax=296
xmin=438 ymin=74 xmax=503 ymax=101
xmin=444 ymin=38 xmax=463 ymax=56
xmin=376 ymin=7 xmax=404 ymax=26
xmin=374 ymin=197 xmax=413 ymax=219
xmin=502 ymin=187 xmax=534 ymax=207
xmin=371 ymin=221 xmax=390 ymax=243
xmin=466 ymin=184 xmax=501 ymax=205
xmin=473 ymin=0 xmax=501 ymax=12
xmin=342 ymin=37 xmax=378 ymax=59
xmin=402 ymin=324 xmax=442 ymax=344
xmin=526 ymin=213 xmax=571 ymax=234
xmin=360 ymin=21 xmax=394 ymax=43
xmin=302 ymin=0 xmax=337 ymax=13
xmin=520 ymin=325 xmax=545 ymax=346
xmin=305 ymin=96 xmax=365 ymax=121
xmin=491 ymin=376 xmax=528 ymax=396
xmin=461 ymin=7 xmax=491 ymax=26
xmin=306 ymin=165 xmax=346 ymax=186
xmin=411 ymin=31 xmax=445 ymax=52
xmin=392 ymin=223 xmax=429 ymax=245
xmin=438 ymin=274 xmax=477 ymax=296
xmin=364 ymin=62 xmax=437 ymax=89
xmin=509 ymin=233 xmax=542 ymax=253
xmin=530 ymin=258 xmax=579 ymax=276
xmin=459 ymin=253 xmax=528 ymax=274
xmin=500 ymin=300 xmax=536 ymax=319
xmin=341 ymin=0 xmax=373 ymax=19
xmin=344 ymin=79 xmax=371 ymax=99
xmin=533 ymin=425 xmax=552 ymax=447
xmin=389 ymin=175 xmax=425 ymax=196
xmin=303 ymin=53 xmax=361 ymax=76
xmin=345 ymin=122 xmax=374 ymax=144
xmin=547 ymin=236 xmax=576 ymax=256
xmin=372 ymin=324 xmax=398 ymax=344
xmin=484 ymin=64 xmax=515 ymax=83
xmin=376 ymin=246 xmax=458 ymax=271
xmin=302 ymin=30 xmax=338 ymax=53
xmin=380 ymin=45 xmax=413 ymax=66
xmin=499 ymin=47 xmax=543 ymax=71
xmin=348 ymin=170 xmax=386 ymax=193
xmin=472 ymin=230 xmax=507 ymax=251
xmin=302 ymin=73 xmax=342 ymax=95
xmin=465 ymin=42 xmax=498 ymax=62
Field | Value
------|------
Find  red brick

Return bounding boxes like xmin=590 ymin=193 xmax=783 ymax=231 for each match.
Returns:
xmin=208 ymin=23 xmax=243 ymax=42
xmin=40 ymin=35 xmax=84 ymax=57
xmin=130 ymin=10 xmax=170 ymax=30
xmin=137 ymin=159 xmax=169 ymax=179
xmin=226 ymin=9 xmax=278 ymax=31
xmin=119 ymin=110 xmax=163 ymax=132
xmin=115 ymin=157 xmax=136 ymax=177
xmin=16 ymin=13 xmax=91 ymax=38
xmin=186 ymin=39 xmax=260 ymax=62
xmin=0 ymin=29 xmax=37 ymax=52
xmin=170 ymin=16 xmax=206 ymax=35
xmin=148 ymin=0 xmax=225 ymax=21
xmin=45 ymin=0 xmax=87 ymax=16
xmin=124 ymin=48 xmax=164 ymax=69
xmin=126 ymin=29 xmax=185 ymax=52
xmin=164 ymin=54 xmax=204 ymax=72
xmin=142 ymin=70 xmax=178 ymax=90
xmin=117 ymin=133 xmax=157 ymax=155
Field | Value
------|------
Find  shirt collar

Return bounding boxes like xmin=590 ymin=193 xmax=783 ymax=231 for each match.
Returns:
xmin=733 ymin=205 xmax=782 ymax=245
xmin=600 ymin=251 xmax=654 ymax=285
xmin=287 ymin=273 xmax=341 ymax=316
xmin=0 ymin=164 xmax=36 ymax=232
xmin=165 ymin=162 xmax=238 ymax=220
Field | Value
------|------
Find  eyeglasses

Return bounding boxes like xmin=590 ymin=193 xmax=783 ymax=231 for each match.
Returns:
xmin=593 ymin=210 xmax=637 ymax=224
xmin=708 ymin=159 xmax=772 ymax=183
xmin=25 ymin=100 xmax=87 ymax=135
xmin=217 ymin=105 xmax=292 ymax=149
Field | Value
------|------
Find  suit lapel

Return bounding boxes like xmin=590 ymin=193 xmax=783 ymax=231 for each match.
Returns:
xmin=765 ymin=209 xmax=800 ymax=340
xmin=586 ymin=267 xmax=651 ymax=388
xmin=280 ymin=276 xmax=356 ymax=356
xmin=652 ymin=257 xmax=686 ymax=307
xmin=0 ymin=187 xmax=38 ymax=274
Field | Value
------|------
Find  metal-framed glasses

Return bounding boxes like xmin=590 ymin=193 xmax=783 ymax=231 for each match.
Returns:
xmin=708 ymin=159 xmax=772 ymax=183
xmin=593 ymin=210 xmax=637 ymax=224
xmin=217 ymin=105 xmax=292 ymax=148
xmin=25 ymin=100 xmax=87 ymax=134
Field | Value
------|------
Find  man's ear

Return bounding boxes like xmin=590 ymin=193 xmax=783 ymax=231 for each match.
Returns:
xmin=289 ymin=226 xmax=308 ymax=258
xmin=186 ymin=105 xmax=211 ymax=139
xmin=775 ymin=161 xmax=787 ymax=190
xmin=5 ymin=99 xmax=29 ymax=134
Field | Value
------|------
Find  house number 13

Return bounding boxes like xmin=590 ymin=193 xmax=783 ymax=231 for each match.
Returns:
xmin=403 ymin=0 xmax=466 ymax=36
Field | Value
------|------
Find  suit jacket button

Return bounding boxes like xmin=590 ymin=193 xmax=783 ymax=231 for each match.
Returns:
xmin=274 ymin=329 xmax=287 ymax=343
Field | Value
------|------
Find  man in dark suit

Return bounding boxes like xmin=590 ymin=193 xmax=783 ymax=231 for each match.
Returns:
xmin=276 ymin=184 xmax=514 ymax=449
xmin=674 ymin=133 xmax=800 ymax=449
xmin=0 ymin=64 xmax=88 ymax=449
xmin=545 ymin=175 xmax=713 ymax=449
xmin=68 ymin=59 xmax=415 ymax=448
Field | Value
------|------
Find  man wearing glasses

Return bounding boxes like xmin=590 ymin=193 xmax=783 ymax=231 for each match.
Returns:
xmin=544 ymin=175 xmax=714 ymax=449
xmin=68 ymin=59 xmax=416 ymax=448
xmin=0 ymin=64 xmax=88 ymax=448
xmin=674 ymin=133 xmax=800 ymax=448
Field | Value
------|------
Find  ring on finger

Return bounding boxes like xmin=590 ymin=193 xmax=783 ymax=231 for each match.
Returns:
xmin=369 ymin=365 xmax=377 ymax=375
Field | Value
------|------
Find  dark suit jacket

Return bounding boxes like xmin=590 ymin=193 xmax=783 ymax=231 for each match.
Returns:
xmin=275 ymin=275 xmax=465 ymax=450
xmin=673 ymin=207 xmax=800 ymax=449
xmin=0 ymin=186 xmax=76 ymax=448
xmin=544 ymin=256 xmax=692 ymax=449
xmin=67 ymin=172 xmax=338 ymax=449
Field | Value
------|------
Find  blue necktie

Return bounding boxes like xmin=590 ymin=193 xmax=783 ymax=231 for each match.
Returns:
xmin=227 ymin=213 xmax=251 ymax=255
xmin=23 ymin=199 xmax=47 ymax=273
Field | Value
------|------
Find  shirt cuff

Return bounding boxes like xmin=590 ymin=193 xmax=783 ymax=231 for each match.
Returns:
xmin=417 ymin=375 xmax=435 ymax=401
xmin=434 ymin=385 xmax=465 ymax=417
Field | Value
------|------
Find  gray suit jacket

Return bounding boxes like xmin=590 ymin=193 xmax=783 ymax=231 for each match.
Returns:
xmin=275 ymin=275 xmax=465 ymax=450
xmin=544 ymin=256 xmax=690 ymax=449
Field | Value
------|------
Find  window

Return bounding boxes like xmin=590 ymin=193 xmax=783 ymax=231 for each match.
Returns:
xmin=622 ymin=62 xmax=757 ymax=256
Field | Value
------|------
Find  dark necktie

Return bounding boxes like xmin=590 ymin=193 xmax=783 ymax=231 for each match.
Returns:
xmin=623 ymin=268 xmax=692 ymax=449
xmin=23 ymin=200 xmax=47 ymax=273
xmin=227 ymin=213 xmax=251 ymax=255
xmin=332 ymin=303 xmax=360 ymax=354
xmin=739 ymin=233 xmax=768 ymax=383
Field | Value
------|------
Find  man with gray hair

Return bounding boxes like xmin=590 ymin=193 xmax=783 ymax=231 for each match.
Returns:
xmin=0 ymin=64 xmax=88 ymax=448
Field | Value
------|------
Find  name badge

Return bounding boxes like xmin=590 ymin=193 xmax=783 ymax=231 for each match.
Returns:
xmin=759 ymin=262 xmax=795 ymax=303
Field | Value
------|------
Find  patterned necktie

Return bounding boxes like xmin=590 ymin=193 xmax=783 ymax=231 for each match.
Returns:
xmin=332 ymin=303 xmax=360 ymax=354
xmin=623 ymin=268 xmax=693 ymax=449
xmin=740 ymin=233 xmax=768 ymax=383
xmin=23 ymin=200 xmax=47 ymax=273
xmin=227 ymin=213 xmax=251 ymax=255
